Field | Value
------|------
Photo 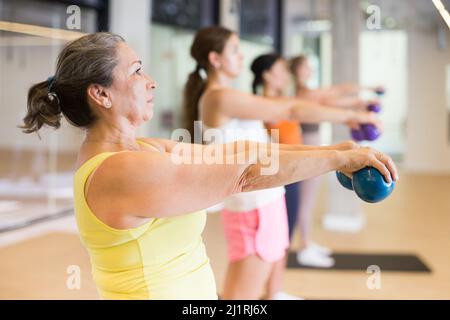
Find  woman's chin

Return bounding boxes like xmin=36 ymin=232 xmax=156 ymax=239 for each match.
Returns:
xmin=225 ymin=69 xmax=241 ymax=79
xmin=142 ymin=109 xmax=154 ymax=122
xmin=146 ymin=113 xmax=154 ymax=121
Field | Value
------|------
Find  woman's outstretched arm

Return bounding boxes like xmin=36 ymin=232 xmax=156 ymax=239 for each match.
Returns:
xmin=85 ymin=142 xmax=397 ymax=219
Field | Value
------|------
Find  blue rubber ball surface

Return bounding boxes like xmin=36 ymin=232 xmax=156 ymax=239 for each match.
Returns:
xmin=352 ymin=167 xmax=395 ymax=203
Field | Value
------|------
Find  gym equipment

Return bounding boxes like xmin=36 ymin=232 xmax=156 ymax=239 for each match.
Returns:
xmin=361 ymin=124 xmax=380 ymax=141
xmin=350 ymin=103 xmax=382 ymax=141
xmin=352 ymin=167 xmax=395 ymax=203
xmin=351 ymin=128 xmax=365 ymax=142
xmin=367 ymin=103 xmax=381 ymax=113
xmin=336 ymin=167 xmax=395 ymax=203
xmin=336 ymin=171 xmax=353 ymax=190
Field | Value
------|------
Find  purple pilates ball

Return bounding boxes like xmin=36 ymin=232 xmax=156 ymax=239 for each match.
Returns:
xmin=351 ymin=129 xmax=366 ymax=141
xmin=362 ymin=124 xmax=380 ymax=141
xmin=367 ymin=103 xmax=381 ymax=113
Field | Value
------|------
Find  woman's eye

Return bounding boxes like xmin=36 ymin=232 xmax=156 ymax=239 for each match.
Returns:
xmin=135 ymin=68 xmax=142 ymax=75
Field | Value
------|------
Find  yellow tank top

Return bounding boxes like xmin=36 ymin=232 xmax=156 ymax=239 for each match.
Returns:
xmin=73 ymin=141 xmax=217 ymax=300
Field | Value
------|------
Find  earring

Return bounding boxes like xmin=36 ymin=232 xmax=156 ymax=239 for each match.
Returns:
xmin=105 ymin=101 xmax=111 ymax=109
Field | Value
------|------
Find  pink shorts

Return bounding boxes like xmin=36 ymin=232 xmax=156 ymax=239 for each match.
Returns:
xmin=221 ymin=196 xmax=289 ymax=263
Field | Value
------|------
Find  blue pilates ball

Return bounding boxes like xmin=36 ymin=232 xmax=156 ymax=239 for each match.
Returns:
xmin=352 ymin=167 xmax=395 ymax=203
xmin=336 ymin=171 xmax=354 ymax=191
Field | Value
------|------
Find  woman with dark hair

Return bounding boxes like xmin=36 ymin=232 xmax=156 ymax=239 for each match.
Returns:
xmin=21 ymin=32 xmax=397 ymax=300
xmin=250 ymin=53 xmax=305 ymax=298
xmin=182 ymin=26 xmax=392 ymax=300
xmin=251 ymin=53 xmax=303 ymax=241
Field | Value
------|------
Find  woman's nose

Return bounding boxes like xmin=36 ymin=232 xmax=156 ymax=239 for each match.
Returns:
xmin=145 ymin=73 xmax=157 ymax=89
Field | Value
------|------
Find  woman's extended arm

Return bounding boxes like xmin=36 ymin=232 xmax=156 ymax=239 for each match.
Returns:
xmin=86 ymin=140 xmax=397 ymax=219
xmin=205 ymin=88 xmax=381 ymax=130
xmin=142 ymin=137 xmax=360 ymax=156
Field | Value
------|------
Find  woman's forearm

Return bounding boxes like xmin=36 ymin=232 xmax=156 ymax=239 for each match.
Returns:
xmin=331 ymin=83 xmax=361 ymax=95
xmin=254 ymin=142 xmax=349 ymax=152
xmin=239 ymin=149 xmax=341 ymax=192
xmin=321 ymin=96 xmax=367 ymax=110
xmin=220 ymin=141 xmax=343 ymax=161
xmin=164 ymin=139 xmax=337 ymax=158
xmin=290 ymin=100 xmax=356 ymax=124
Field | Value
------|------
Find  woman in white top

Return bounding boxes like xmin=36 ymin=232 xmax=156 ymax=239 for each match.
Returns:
xmin=182 ymin=26 xmax=386 ymax=300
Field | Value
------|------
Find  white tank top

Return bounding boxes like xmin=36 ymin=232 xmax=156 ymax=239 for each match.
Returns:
xmin=203 ymin=119 xmax=285 ymax=212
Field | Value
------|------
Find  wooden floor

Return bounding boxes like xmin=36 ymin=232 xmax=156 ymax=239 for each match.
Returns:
xmin=0 ymin=171 xmax=449 ymax=299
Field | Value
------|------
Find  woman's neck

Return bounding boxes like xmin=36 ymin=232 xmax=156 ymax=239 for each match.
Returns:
xmin=206 ymin=70 xmax=234 ymax=89
xmin=295 ymin=81 xmax=309 ymax=93
xmin=84 ymin=120 xmax=140 ymax=150
xmin=263 ymin=86 xmax=282 ymax=97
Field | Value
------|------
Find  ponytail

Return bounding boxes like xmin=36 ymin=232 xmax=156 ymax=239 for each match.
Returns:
xmin=182 ymin=26 xmax=234 ymax=140
xmin=252 ymin=75 xmax=262 ymax=94
xmin=20 ymin=79 xmax=62 ymax=137
xmin=182 ymin=67 xmax=206 ymax=138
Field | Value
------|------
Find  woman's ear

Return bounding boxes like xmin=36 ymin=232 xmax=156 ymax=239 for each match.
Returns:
xmin=208 ymin=51 xmax=222 ymax=69
xmin=87 ymin=84 xmax=112 ymax=109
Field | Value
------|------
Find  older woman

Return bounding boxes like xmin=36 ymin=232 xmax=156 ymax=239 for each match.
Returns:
xmin=21 ymin=32 xmax=398 ymax=300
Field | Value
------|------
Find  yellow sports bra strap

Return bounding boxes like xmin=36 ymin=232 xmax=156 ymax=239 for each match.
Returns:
xmin=137 ymin=140 xmax=161 ymax=152
xmin=84 ymin=153 xmax=116 ymax=199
